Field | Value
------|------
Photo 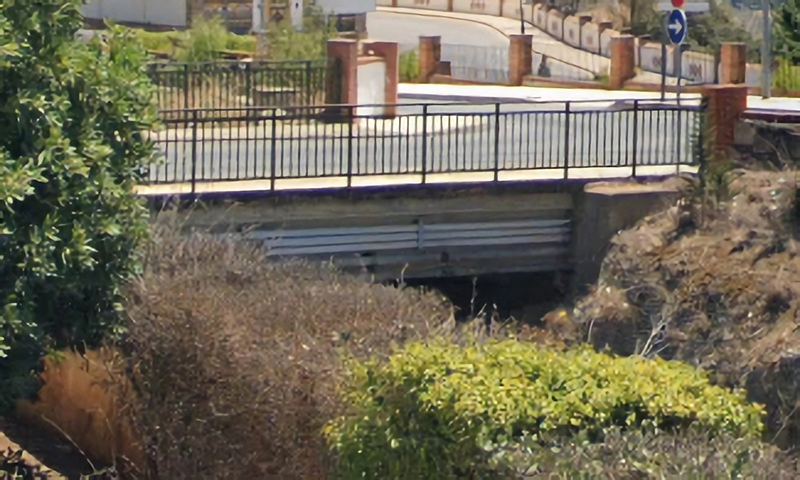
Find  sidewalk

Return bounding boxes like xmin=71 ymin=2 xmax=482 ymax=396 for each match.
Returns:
xmin=380 ymin=7 xmax=609 ymax=75
xmin=399 ymin=83 xmax=702 ymax=105
xmin=399 ymin=83 xmax=800 ymax=112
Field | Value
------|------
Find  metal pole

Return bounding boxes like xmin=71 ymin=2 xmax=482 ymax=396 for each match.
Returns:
xmin=520 ymin=0 xmax=525 ymax=34
xmin=660 ymin=41 xmax=667 ymax=101
xmin=675 ymin=46 xmax=683 ymax=106
xmin=761 ymin=0 xmax=772 ymax=98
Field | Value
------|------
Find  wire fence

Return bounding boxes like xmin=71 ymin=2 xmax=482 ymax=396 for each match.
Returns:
xmin=143 ymin=100 xmax=703 ymax=193
xmin=148 ymin=60 xmax=327 ymax=115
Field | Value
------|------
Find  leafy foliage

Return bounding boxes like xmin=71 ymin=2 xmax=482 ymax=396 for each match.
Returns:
xmin=774 ymin=0 xmax=800 ymax=63
xmin=399 ymin=49 xmax=420 ymax=83
xmin=265 ymin=12 xmax=335 ymax=61
xmin=173 ymin=15 xmax=229 ymax=63
xmin=634 ymin=0 xmax=758 ymax=60
xmin=326 ymin=340 xmax=764 ymax=479
xmin=511 ymin=427 xmax=798 ymax=478
xmin=0 ymin=0 xmax=156 ymax=409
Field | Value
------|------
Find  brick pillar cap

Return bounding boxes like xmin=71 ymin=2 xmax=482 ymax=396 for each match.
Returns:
xmin=721 ymin=41 xmax=747 ymax=47
xmin=420 ymin=35 xmax=442 ymax=40
xmin=510 ymin=33 xmax=534 ymax=40
xmin=703 ymin=84 xmax=749 ymax=92
xmin=328 ymin=39 xmax=358 ymax=45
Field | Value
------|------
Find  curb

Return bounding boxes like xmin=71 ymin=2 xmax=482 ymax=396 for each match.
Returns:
xmin=399 ymin=92 xmax=538 ymax=103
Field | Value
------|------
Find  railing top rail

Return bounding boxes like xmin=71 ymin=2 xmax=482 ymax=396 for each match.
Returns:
xmin=147 ymin=59 xmax=327 ymax=68
xmin=157 ymin=98 xmax=702 ymax=117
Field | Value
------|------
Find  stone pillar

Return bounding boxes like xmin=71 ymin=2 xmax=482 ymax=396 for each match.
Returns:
xmin=419 ymin=36 xmax=441 ymax=83
xmin=720 ymin=42 xmax=747 ymax=85
xmin=609 ymin=35 xmax=636 ymax=90
xmin=363 ymin=41 xmax=400 ymax=117
xmin=325 ymin=40 xmax=358 ymax=114
xmin=703 ymin=85 xmax=748 ymax=158
xmin=509 ymin=34 xmax=533 ymax=86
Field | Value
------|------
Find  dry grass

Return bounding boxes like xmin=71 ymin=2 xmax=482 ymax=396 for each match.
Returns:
xmin=123 ymin=225 xmax=453 ymax=479
xmin=14 ymin=348 xmax=145 ymax=477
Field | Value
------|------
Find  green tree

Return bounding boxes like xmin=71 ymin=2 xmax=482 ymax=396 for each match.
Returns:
xmin=774 ymin=0 xmax=800 ymax=62
xmin=0 ymin=0 xmax=157 ymax=408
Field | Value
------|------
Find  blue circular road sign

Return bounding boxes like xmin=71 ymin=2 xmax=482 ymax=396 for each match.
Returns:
xmin=667 ymin=9 xmax=688 ymax=45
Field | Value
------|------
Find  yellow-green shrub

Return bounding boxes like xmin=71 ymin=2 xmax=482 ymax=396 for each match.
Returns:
xmin=326 ymin=340 xmax=764 ymax=479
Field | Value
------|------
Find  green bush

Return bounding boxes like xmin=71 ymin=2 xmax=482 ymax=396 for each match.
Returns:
xmin=326 ymin=340 xmax=764 ymax=479
xmin=174 ymin=15 xmax=228 ymax=63
xmin=511 ymin=427 xmax=798 ymax=479
xmin=0 ymin=0 xmax=156 ymax=409
xmin=399 ymin=49 xmax=419 ymax=83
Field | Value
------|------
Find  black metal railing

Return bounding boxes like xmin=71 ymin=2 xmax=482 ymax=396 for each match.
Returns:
xmin=147 ymin=60 xmax=327 ymax=114
xmin=143 ymin=100 xmax=703 ymax=194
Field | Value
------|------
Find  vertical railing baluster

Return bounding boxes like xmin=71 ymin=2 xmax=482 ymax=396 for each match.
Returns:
xmin=421 ymin=104 xmax=428 ymax=184
xmin=190 ymin=110 xmax=198 ymax=195
xmin=493 ymin=103 xmax=501 ymax=181
xmin=270 ymin=108 xmax=278 ymax=191
xmin=563 ymin=102 xmax=571 ymax=179
xmin=632 ymin=100 xmax=639 ymax=178
xmin=347 ymin=106 xmax=354 ymax=188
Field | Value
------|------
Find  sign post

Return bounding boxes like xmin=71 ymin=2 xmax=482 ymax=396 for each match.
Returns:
xmin=666 ymin=6 xmax=687 ymax=105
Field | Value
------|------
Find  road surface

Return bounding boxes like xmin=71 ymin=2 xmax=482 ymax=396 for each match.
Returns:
xmin=365 ymin=11 xmax=595 ymax=84
xmin=148 ymin=102 xmax=699 ymax=184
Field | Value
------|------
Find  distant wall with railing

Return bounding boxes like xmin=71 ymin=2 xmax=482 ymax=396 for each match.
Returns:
xmin=379 ymin=0 xmax=800 ymax=92
xmin=147 ymin=60 xmax=327 ymax=113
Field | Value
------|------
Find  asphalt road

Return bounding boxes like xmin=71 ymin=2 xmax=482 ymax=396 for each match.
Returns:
xmin=366 ymin=11 xmax=594 ymax=84
xmin=148 ymin=103 xmax=699 ymax=184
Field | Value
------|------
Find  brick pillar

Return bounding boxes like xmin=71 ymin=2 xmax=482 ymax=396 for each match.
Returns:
xmin=509 ymin=34 xmax=533 ymax=86
xmin=703 ymin=85 xmax=748 ymax=158
xmin=392 ymin=0 xmax=398 ymax=5
xmin=448 ymin=0 xmax=454 ymax=11
xmin=720 ymin=42 xmax=747 ymax=85
xmin=609 ymin=35 xmax=636 ymax=90
xmin=419 ymin=36 xmax=441 ymax=83
xmin=325 ymin=40 xmax=358 ymax=115
xmin=363 ymin=41 xmax=400 ymax=117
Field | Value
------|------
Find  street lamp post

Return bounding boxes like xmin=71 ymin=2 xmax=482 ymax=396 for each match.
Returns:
xmin=520 ymin=0 xmax=525 ymax=34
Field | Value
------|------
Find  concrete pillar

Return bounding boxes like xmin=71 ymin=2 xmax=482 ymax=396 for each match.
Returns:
xmin=363 ymin=41 xmax=400 ymax=117
xmin=720 ymin=42 xmax=747 ymax=85
xmin=703 ymin=85 xmax=749 ymax=158
xmin=325 ymin=39 xmax=358 ymax=111
xmin=609 ymin=35 xmax=636 ymax=90
xmin=419 ymin=36 xmax=441 ymax=83
xmin=509 ymin=34 xmax=533 ymax=86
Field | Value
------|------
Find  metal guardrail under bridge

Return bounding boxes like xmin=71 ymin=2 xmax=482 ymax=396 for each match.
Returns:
xmin=223 ymin=217 xmax=573 ymax=279
xmin=143 ymin=99 xmax=703 ymax=194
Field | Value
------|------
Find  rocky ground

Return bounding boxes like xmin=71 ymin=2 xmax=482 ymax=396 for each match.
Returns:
xmin=548 ymin=168 xmax=800 ymax=446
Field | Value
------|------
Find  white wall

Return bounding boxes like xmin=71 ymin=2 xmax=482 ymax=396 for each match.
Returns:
xmin=82 ymin=0 xmax=187 ymax=27
xmin=533 ymin=5 xmax=547 ymax=29
xmin=397 ymin=0 xmax=450 ymax=10
xmin=315 ymin=0 xmax=377 ymax=15
xmin=580 ymin=22 xmax=600 ymax=54
xmin=357 ymin=60 xmax=387 ymax=116
xmin=546 ymin=10 xmax=563 ymax=39
xmin=639 ymin=43 xmax=674 ymax=76
xmin=563 ymin=16 xmax=580 ymax=48
xmin=452 ymin=0 xmax=501 ymax=17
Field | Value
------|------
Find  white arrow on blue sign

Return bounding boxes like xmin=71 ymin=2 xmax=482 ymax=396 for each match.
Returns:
xmin=667 ymin=9 xmax=688 ymax=45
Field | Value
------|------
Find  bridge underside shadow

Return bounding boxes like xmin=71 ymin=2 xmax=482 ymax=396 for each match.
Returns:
xmin=150 ymin=178 xmax=683 ymax=286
